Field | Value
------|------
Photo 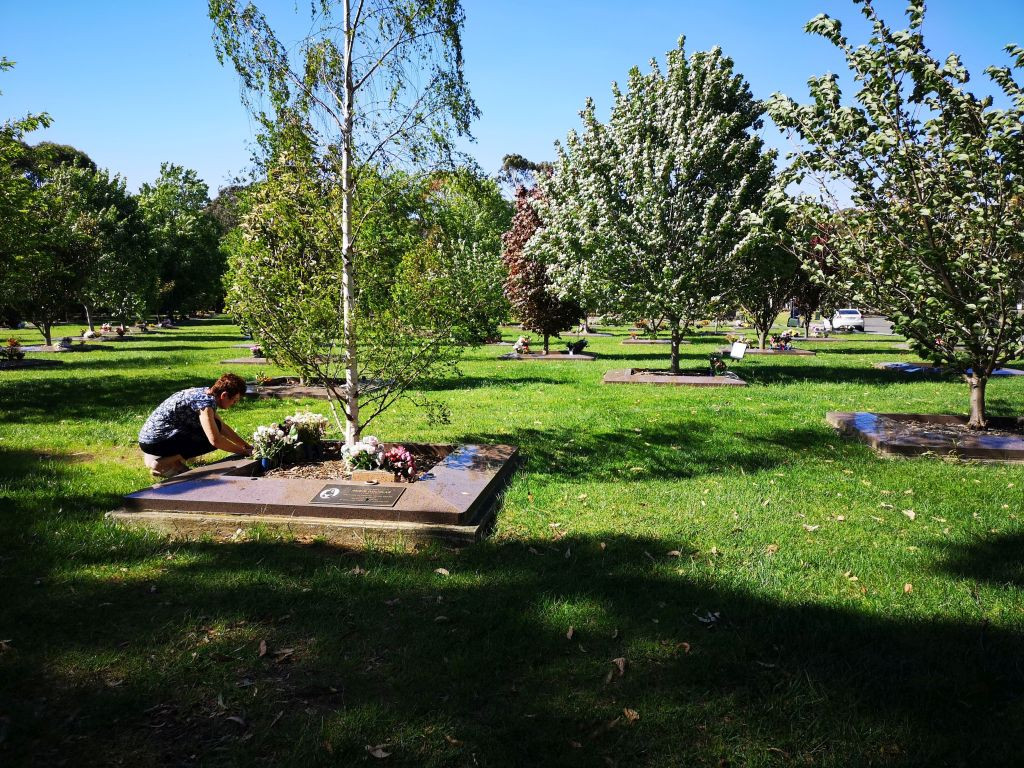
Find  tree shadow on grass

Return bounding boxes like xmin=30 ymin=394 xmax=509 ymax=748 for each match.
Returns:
xmin=2 ymin=522 xmax=1021 ymax=766
xmin=933 ymin=532 xmax=1024 ymax=588
xmin=449 ymin=421 xmax=842 ymax=482
xmin=733 ymin=363 xmax=939 ymax=387
xmin=0 ymin=374 xmax=220 ymax=422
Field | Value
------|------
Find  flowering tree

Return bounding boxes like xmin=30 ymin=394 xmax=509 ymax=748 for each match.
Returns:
xmin=531 ymin=39 xmax=776 ymax=373
xmin=502 ymin=187 xmax=581 ymax=354
xmin=211 ymin=0 xmax=477 ymax=444
xmin=769 ymin=0 xmax=1024 ymax=428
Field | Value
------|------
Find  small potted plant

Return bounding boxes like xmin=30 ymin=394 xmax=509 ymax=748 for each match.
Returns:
xmin=55 ymin=336 xmax=73 ymax=351
xmin=249 ymin=345 xmax=263 ymax=358
xmin=115 ymin=324 xmax=127 ymax=337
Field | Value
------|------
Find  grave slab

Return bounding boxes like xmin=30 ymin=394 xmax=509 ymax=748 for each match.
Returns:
xmin=221 ymin=357 xmax=272 ymax=365
xmin=826 ymin=411 xmax=1024 ymax=463
xmin=719 ymin=346 xmax=816 ymax=356
xmin=622 ymin=338 xmax=691 ymax=345
xmin=874 ymin=362 xmax=1024 ymax=376
xmin=110 ymin=442 xmax=519 ymax=545
xmin=603 ymin=368 xmax=746 ymax=386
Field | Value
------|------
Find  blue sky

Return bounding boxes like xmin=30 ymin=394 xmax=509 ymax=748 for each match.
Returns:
xmin=2 ymin=1 xmax=1022 ymax=194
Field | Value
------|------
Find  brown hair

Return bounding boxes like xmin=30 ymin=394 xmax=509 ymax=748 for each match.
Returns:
xmin=209 ymin=372 xmax=247 ymax=398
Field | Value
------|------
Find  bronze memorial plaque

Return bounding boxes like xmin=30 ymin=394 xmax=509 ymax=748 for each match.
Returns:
xmin=310 ymin=484 xmax=406 ymax=507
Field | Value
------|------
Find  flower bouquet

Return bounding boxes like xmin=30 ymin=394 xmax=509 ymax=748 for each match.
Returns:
xmin=250 ymin=345 xmax=263 ymax=358
xmin=251 ymin=424 xmax=299 ymax=472
xmin=343 ymin=436 xmax=419 ymax=482
xmin=283 ymin=411 xmax=331 ymax=461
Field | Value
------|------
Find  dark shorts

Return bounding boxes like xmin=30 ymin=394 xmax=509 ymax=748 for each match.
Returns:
xmin=139 ymin=432 xmax=215 ymax=460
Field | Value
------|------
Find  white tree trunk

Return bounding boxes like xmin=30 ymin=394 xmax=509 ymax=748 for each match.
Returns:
xmin=341 ymin=0 xmax=360 ymax=446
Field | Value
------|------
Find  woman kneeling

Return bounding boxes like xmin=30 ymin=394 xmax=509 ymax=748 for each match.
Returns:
xmin=138 ymin=373 xmax=253 ymax=478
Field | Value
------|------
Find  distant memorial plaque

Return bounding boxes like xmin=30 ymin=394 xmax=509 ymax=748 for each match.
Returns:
xmin=310 ymin=484 xmax=405 ymax=508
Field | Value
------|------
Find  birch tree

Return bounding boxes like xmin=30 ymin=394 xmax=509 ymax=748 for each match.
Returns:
xmin=768 ymin=0 xmax=1024 ymax=429
xmin=210 ymin=0 xmax=477 ymax=444
xmin=530 ymin=39 xmax=776 ymax=373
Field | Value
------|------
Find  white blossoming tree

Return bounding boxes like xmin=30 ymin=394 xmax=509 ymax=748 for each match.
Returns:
xmin=768 ymin=0 xmax=1024 ymax=429
xmin=529 ymin=39 xmax=777 ymax=373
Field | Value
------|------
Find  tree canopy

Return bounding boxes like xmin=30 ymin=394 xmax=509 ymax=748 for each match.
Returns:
xmin=768 ymin=0 xmax=1024 ymax=428
xmin=530 ymin=39 xmax=777 ymax=372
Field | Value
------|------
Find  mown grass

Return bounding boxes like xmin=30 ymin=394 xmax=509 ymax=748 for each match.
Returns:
xmin=1 ymin=317 xmax=1022 ymax=767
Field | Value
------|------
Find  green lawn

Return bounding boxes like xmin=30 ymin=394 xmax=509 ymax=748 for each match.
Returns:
xmin=1 ymin=318 xmax=1022 ymax=767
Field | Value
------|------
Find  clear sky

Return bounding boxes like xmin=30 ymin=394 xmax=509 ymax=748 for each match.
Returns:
xmin=2 ymin=1 xmax=1022 ymax=194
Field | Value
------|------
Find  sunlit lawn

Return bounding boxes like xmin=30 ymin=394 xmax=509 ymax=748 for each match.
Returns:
xmin=1 ymin=317 xmax=1022 ymax=766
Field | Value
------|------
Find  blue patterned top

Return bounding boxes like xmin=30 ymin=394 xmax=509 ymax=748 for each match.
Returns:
xmin=138 ymin=387 xmax=217 ymax=443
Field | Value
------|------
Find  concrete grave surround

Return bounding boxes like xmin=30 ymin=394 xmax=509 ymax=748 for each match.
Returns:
xmin=719 ymin=346 xmax=816 ymax=356
xmin=603 ymin=368 xmax=746 ymax=387
xmin=499 ymin=351 xmax=596 ymax=361
xmin=564 ymin=331 xmax=614 ymax=337
xmin=221 ymin=357 xmax=272 ymax=365
xmin=826 ymin=411 xmax=1024 ymax=463
xmin=110 ymin=442 xmax=519 ymax=546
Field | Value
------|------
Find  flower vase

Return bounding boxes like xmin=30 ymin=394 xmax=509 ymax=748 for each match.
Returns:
xmin=259 ymin=457 xmax=274 ymax=473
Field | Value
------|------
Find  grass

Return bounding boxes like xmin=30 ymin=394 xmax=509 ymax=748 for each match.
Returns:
xmin=1 ymin=317 xmax=1022 ymax=767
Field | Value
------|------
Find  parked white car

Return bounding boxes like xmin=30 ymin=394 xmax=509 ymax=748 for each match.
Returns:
xmin=826 ymin=308 xmax=865 ymax=332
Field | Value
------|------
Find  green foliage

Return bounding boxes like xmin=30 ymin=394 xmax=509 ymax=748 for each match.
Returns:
xmin=768 ymin=0 xmax=1024 ymax=426
xmin=210 ymin=0 xmax=480 ymax=442
xmin=138 ymin=163 xmax=223 ymax=317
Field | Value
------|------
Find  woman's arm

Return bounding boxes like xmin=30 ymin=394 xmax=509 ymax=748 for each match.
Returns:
xmin=217 ymin=418 xmax=253 ymax=453
xmin=199 ymin=408 xmax=251 ymax=455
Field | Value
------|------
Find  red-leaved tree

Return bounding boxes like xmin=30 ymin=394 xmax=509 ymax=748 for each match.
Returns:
xmin=502 ymin=187 xmax=581 ymax=354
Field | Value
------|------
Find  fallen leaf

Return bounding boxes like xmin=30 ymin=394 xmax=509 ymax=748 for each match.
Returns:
xmin=226 ymin=715 xmax=246 ymax=727
xmin=802 ymin=524 xmax=820 ymax=532
xmin=434 ymin=615 xmax=449 ymax=623
xmin=904 ymin=583 xmax=913 ymax=594
xmin=834 ymin=515 xmax=846 ymax=522
xmin=667 ymin=550 xmax=681 ymax=557
xmin=366 ymin=744 xmax=391 ymax=759
xmin=577 ymin=494 xmax=588 ymax=501
xmin=879 ymin=503 xmax=894 ymax=509
xmin=272 ymin=648 xmax=294 ymax=662
xmin=569 ymin=740 xmax=583 ymax=748
xmin=444 ymin=734 xmax=462 ymax=746
xmin=612 ymin=657 xmax=627 ymax=677
xmin=604 ymin=668 xmax=614 ymax=684
xmin=350 ymin=566 xmax=367 ymax=576
xmin=434 ymin=568 xmax=450 ymax=577
xmin=902 ymin=509 xmax=916 ymax=520
xmin=623 ymin=708 xmax=640 ymax=723
xmin=765 ymin=544 xmax=779 ymax=555
xmin=564 ymin=547 xmax=571 ymax=560
xmin=258 ymin=639 xmax=267 ymax=658
xmin=548 ymin=522 xmax=561 ymax=528
xmin=566 ymin=626 xmax=574 ymax=641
